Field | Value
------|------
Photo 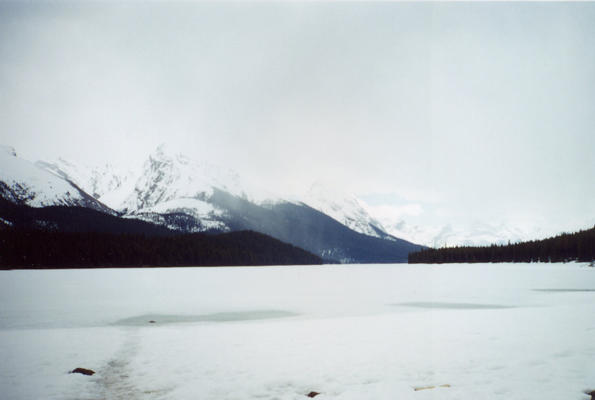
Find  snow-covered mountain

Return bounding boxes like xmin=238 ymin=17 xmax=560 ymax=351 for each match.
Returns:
xmin=301 ymin=182 xmax=394 ymax=240
xmin=35 ymin=158 xmax=136 ymax=211
xmin=0 ymin=146 xmax=112 ymax=214
xmin=116 ymin=145 xmax=289 ymax=232
xmin=3 ymin=142 xmax=584 ymax=259
xmin=122 ymin=145 xmax=242 ymax=211
xmin=375 ymin=215 xmax=544 ymax=248
xmin=3 ymin=144 xmax=421 ymax=262
xmin=34 ymin=145 xmax=400 ymax=240
xmin=118 ymin=147 xmax=408 ymax=242
xmin=38 ymin=145 xmax=392 ymax=236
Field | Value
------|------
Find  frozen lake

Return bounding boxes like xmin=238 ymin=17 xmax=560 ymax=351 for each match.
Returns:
xmin=1 ymin=263 xmax=594 ymax=400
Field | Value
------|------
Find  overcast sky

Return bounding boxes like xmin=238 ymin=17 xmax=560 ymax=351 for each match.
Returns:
xmin=1 ymin=1 xmax=594 ymax=238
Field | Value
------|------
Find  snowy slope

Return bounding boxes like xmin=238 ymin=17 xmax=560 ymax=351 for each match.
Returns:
xmin=33 ymin=145 xmax=401 ymax=241
xmin=301 ymin=182 xmax=393 ymax=240
xmin=0 ymin=146 xmax=111 ymax=213
xmin=36 ymin=158 xmax=137 ymax=211
xmin=116 ymin=145 xmax=287 ymax=230
xmin=35 ymin=144 xmax=280 ymax=220
xmin=124 ymin=197 xmax=228 ymax=232
xmin=379 ymin=218 xmax=543 ymax=248
xmin=121 ymin=144 xmax=244 ymax=212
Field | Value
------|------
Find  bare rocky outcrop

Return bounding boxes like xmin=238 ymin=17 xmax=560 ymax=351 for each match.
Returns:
xmin=70 ymin=367 xmax=95 ymax=376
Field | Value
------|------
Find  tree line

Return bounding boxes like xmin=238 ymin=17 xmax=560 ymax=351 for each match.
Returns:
xmin=0 ymin=229 xmax=323 ymax=269
xmin=408 ymin=226 xmax=595 ymax=264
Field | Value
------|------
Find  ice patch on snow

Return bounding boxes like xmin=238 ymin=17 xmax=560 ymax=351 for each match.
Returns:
xmin=114 ymin=310 xmax=299 ymax=326
xmin=395 ymin=302 xmax=515 ymax=310
xmin=533 ymin=288 xmax=595 ymax=293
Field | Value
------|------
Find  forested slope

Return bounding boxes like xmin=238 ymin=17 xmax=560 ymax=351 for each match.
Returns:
xmin=0 ymin=229 xmax=323 ymax=268
xmin=408 ymin=226 xmax=595 ymax=264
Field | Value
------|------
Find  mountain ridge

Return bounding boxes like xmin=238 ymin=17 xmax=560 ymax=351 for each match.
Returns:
xmin=0 ymin=146 xmax=114 ymax=215
xmin=1 ymin=144 xmax=423 ymax=263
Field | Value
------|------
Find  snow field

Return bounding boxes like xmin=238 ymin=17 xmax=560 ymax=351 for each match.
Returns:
xmin=0 ymin=147 xmax=85 ymax=208
xmin=1 ymin=263 xmax=594 ymax=400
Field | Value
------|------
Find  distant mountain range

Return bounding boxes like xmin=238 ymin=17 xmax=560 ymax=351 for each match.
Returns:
xmin=0 ymin=146 xmax=112 ymax=214
xmin=409 ymin=226 xmax=595 ymax=264
xmin=0 ymin=145 xmax=422 ymax=263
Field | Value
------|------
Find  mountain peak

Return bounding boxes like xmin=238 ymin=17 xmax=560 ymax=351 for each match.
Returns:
xmin=151 ymin=143 xmax=186 ymax=160
xmin=152 ymin=143 xmax=170 ymax=159
xmin=0 ymin=145 xmax=17 ymax=157
xmin=0 ymin=146 xmax=112 ymax=213
xmin=124 ymin=145 xmax=247 ymax=212
xmin=302 ymin=181 xmax=390 ymax=239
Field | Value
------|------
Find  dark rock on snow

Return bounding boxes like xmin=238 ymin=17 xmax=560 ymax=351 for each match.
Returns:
xmin=307 ymin=391 xmax=320 ymax=398
xmin=70 ymin=367 xmax=95 ymax=376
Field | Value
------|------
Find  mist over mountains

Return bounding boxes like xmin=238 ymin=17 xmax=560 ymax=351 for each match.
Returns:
xmin=3 ymin=143 xmax=586 ymax=260
xmin=1 ymin=144 xmax=424 ymax=263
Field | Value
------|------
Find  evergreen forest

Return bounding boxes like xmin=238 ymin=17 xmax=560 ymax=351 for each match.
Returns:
xmin=408 ymin=226 xmax=595 ymax=264
xmin=0 ymin=229 xmax=323 ymax=269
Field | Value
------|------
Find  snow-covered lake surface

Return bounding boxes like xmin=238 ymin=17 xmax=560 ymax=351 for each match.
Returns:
xmin=1 ymin=263 xmax=594 ymax=400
